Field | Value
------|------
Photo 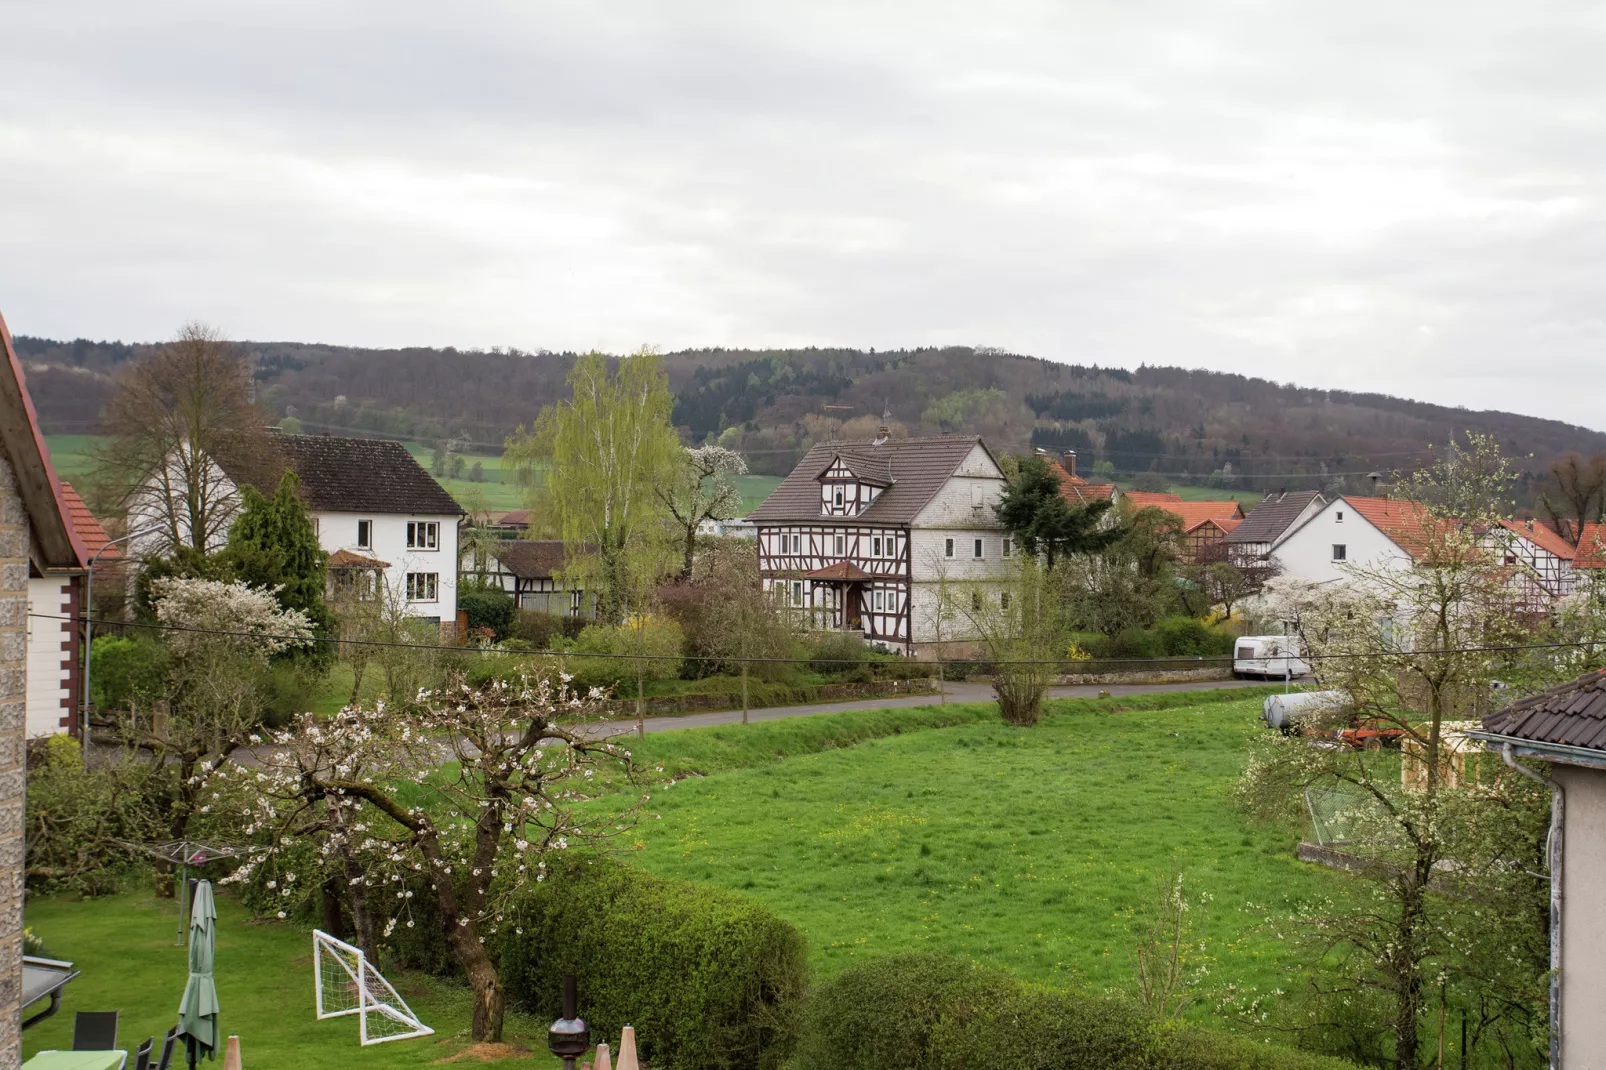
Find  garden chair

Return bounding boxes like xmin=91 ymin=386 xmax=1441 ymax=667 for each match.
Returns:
xmin=72 ymin=1010 xmax=118 ymax=1050
xmin=155 ymin=1027 xmax=179 ymax=1070
xmin=131 ymin=1036 xmax=154 ymax=1070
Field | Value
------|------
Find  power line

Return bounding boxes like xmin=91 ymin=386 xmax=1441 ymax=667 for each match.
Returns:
xmin=32 ymin=611 xmax=1606 ymax=669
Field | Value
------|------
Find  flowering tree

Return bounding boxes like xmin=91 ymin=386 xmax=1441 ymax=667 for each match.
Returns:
xmin=658 ymin=445 xmax=748 ymax=580
xmin=228 ymin=673 xmax=643 ymax=1043
xmin=97 ymin=577 xmax=315 ymax=894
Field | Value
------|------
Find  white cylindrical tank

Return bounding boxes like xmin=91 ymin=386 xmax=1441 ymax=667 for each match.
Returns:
xmin=1262 ymin=690 xmax=1347 ymax=732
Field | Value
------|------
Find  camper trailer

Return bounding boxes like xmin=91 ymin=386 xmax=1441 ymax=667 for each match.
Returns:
xmin=1233 ymin=635 xmax=1311 ymax=679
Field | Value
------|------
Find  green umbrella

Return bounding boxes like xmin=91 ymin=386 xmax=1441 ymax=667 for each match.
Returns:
xmin=176 ymin=880 xmax=220 ymax=1066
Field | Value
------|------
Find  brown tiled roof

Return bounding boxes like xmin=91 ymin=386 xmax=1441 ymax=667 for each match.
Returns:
xmin=60 ymin=482 xmax=118 ymax=561
xmin=747 ymin=436 xmax=996 ymax=526
xmin=805 ymin=561 xmax=871 ymax=580
xmin=1342 ymin=496 xmax=1442 ymax=558
xmin=222 ymin=433 xmax=462 ymax=516
xmin=327 ymin=549 xmax=390 ymax=569
xmin=1484 ymin=669 xmax=1606 ymax=751
xmin=1186 ymin=516 xmax=1242 ymax=536
xmin=1577 ymin=522 xmax=1606 ymax=569
xmin=491 ymin=510 xmax=530 ymax=527
xmin=1499 ymin=518 xmax=1577 ymax=560
xmin=1227 ymin=490 xmax=1325 ymax=545
xmin=1047 ymin=464 xmax=1118 ymax=507
xmin=498 ymin=539 xmax=568 ymax=580
xmin=1121 ymin=490 xmax=1184 ymax=509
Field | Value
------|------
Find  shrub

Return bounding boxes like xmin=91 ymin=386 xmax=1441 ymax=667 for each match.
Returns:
xmin=806 ymin=630 xmax=870 ymax=676
xmin=1152 ymin=615 xmax=1234 ymax=657
xmin=458 ymin=585 xmax=517 ymax=641
xmin=501 ymin=855 xmax=808 ymax=1070
xmin=566 ymin=618 xmax=684 ymax=689
xmin=25 ymin=735 xmax=157 ymax=895
xmin=89 ymin=635 xmax=170 ymax=712
xmin=511 ymin=609 xmax=585 ymax=648
xmin=793 ymin=953 xmax=1356 ymax=1070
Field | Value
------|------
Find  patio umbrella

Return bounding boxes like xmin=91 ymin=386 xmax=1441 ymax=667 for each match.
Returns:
xmin=176 ymin=880 xmax=220 ymax=1067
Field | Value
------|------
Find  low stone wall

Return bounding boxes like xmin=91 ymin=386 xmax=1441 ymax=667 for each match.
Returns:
xmin=598 ymin=677 xmax=938 ymax=719
xmin=1052 ymin=666 xmax=1233 ymax=687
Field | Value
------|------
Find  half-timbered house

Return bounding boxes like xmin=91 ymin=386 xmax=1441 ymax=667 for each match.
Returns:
xmin=747 ymin=434 xmax=1009 ymax=655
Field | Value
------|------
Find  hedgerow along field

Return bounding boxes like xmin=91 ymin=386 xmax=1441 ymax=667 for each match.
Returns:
xmin=612 ymin=690 xmax=1344 ymax=1007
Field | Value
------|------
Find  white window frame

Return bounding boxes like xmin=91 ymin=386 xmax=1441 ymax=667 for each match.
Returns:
xmin=945 ymin=538 xmax=955 ymax=558
xmin=834 ymin=534 xmax=845 ymax=555
xmin=405 ymin=572 xmax=439 ymax=603
xmin=973 ymin=538 xmax=983 ymax=559
xmin=1002 ymin=537 xmax=1013 ymax=558
xmin=834 ymin=486 xmax=845 ymax=508
xmin=1335 ymin=510 xmax=1344 ymax=524
xmin=874 ymin=589 xmax=885 ymax=611
xmin=873 ymin=536 xmax=882 ymax=557
xmin=407 ymin=521 xmax=439 ymax=551
xmin=356 ymin=519 xmax=373 ymax=549
xmin=1332 ymin=544 xmax=1347 ymax=562
xmin=792 ymin=581 xmax=804 ymax=606
xmin=792 ymin=534 xmax=801 ymax=554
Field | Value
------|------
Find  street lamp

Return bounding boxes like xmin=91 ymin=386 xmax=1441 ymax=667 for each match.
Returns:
xmin=80 ymin=523 xmax=164 ymax=749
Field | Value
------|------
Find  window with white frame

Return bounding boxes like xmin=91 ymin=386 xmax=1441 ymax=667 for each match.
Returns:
xmin=407 ymin=521 xmax=439 ymax=550
xmin=834 ymin=534 xmax=845 ymax=555
xmin=792 ymin=534 xmax=801 ymax=554
xmin=834 ymin=486 xmax=845 ymax=508
xmin=792 ymin=581 xmax=804 ymax=606
xmin=1335 ymin=510 xmax=1345 ymax=523
xmin=1332 ymin=544 xmax=1347 ymax=562
xmin=872 ymin=536 xmax=882 ymax=557
xmin=973 ymin=538 xmax=983 ymax=559
xmin=405 ymin=572 xmax=438 ymax=602
xmin=1002 ymin=537 xmax=1013 ymax=558
xmin=356 ymin=519 xmax=373 ymax=549
xmin=945 ymin=538 xmax=955 ymax=558
xmin=874 ymin=589 xmax=885 ymax=611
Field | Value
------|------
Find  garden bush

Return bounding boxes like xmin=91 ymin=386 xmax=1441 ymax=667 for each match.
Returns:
xmin=1089 ymin=616 xmax=1234 ymax=662
xmin=511 ymin=609 xmax=585 ymax=648
xmin=89 ymin=635 xmax=170 ymax=712
xmin=793 ymin=953 xmax=1356 ymax=1070
xmin=458 ymin=584 xmax=517 ymax=640
xmin=501 ymin=854 xmax=807 ymax=1070
xmin=25 ymin=735 xmax=157 ymax=895
xmin=563 ymin=618 xmax=685 ymax=689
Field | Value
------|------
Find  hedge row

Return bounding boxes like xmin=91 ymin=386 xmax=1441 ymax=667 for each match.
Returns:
xmin=793 ymin=953 xmax=1355 ymax=1070
xmin=500 ymin=855 xmax=808 ymax=1070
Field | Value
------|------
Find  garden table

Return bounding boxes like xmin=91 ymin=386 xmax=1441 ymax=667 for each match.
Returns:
xmin=22 ymin=1052 xmax=127 ymax=1070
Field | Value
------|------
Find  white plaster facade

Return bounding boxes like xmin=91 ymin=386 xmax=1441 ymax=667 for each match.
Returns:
xmin=1270 ymin=497 xmax=1414 ymax=587
xmin=316 ymin=510 xmax=460 ymax=627
xmin=24 ymin=574 xmax=72 ymax=737
xmin=1553 ymin=764 xmax=1606 ymax=1067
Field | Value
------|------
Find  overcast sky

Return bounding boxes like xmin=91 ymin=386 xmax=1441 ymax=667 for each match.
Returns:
xmin=4 ymin=1 xmax=1604 ymax=429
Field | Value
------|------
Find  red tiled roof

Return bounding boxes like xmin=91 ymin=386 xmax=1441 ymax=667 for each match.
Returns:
xmin=492 ymin=510 xmax=530 ymax=527
xmin=1186 ymin=516 xmax=1242 ymax=536
xmin=59 ymin=482 xmax=117 ymax=561
xmin=1341 ymin=496 xmax=1441 ymax=558
xmin=804 ymin=562 xmax=871 ymax=581
xmin=1577 ymin=523 xmax=1606 ymax=569
xmin=1121 ymin=490 xmax=1185 ymax=509
xmin=1048 ymin=464 xmax=1118 ymax=507
xmin=1499 ymin=518 xmax=1577 ymax=561
xmin=1169 ymin=500 xmax=1245 ymax=528
xmin=328 ymin=549 xmax=390 ymax=569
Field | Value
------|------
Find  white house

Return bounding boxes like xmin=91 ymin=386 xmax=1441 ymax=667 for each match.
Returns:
xmin=471 ymin=538 xmax=597 ymax=620
xmin=746 ymin=434 xmax=1010 ymax=656
xmin=131 ymin=433 xmax=465 ymax=635
xmin=1270 ymin=495 xmax=1422 ymax=586
xmin=25 ymin=482 xmax=114 ymax=738
xmin=1489 ymin=519 xmax=1577 ymax=609
xmin=1225 ymin=490 xmax=1327 ymax=566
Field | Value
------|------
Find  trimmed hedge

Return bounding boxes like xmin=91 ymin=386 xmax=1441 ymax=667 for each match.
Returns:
xmin=501 ymin=855 xmax=808 ymax=1070
xmin=793 ymin=953 xmax=1356 ymax=1070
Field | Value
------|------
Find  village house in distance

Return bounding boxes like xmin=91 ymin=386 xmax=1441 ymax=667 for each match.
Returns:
xmin=130 ymin=433 xmax=465 ymax=635
xmin=747 ymin=431 xmax=1009 ymax=656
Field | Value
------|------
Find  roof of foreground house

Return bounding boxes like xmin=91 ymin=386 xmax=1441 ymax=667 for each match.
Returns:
xmin=1226 ymin=490 xmax=1325 ymax=546
xmin=748 ymin=436 xmax=997 ymax=526
xmin=234 ymin=434 xmax=463 ymax=517
xmin=0 ymin=313 xmax=84 ymax=571
xmin=1339 ymin=496 xmax=1443 ymax=558
xmin=1482 ymin=669 xmax=1606 ymax=753
xmin=60 ymin=482 xmax=119 ymax=561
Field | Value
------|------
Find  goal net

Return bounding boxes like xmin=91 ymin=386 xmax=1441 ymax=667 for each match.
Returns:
xmin=313 ymin=930 xmax=434 ymax=1045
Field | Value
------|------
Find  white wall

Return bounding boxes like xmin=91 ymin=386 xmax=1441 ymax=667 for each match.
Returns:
xmin=317 ymin=511 xmax=460 ymax=625
xmin=1555 ymin=764 xmax=1606 ymax=1068
xmin=25 ymin=576 xmax=70 ymax=737
xmin=1271 ymin=499 xmax=1412 ymax=587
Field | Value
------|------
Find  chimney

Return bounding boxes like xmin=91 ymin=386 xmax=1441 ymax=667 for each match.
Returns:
xmin=872 ymin=404 xmax=891 ymax=446
xmin=1062 ymin=450 xmax=1077 ymax=477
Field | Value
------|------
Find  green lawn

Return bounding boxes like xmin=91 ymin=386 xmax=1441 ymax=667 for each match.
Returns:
xmin=617 ymin=693 xmax=1341 ymax=1004
xmin=1158 ymin=483 xmax=1265 ymax=507
xmin=23 ymin=891 xmax=564 ymax=1068
xmin=43 ymin=434 xmax=101 ymax=485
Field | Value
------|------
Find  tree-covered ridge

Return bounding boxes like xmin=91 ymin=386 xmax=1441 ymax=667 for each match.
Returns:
xmin=15 ymin=334 xmax=1606 ymax=496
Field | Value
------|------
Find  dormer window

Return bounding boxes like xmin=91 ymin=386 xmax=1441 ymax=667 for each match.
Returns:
xmin=834 ymin=486 xmax=845 ymax=509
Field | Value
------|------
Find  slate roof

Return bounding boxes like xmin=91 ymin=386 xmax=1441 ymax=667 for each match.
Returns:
xmin=747 ymin=436 xmax=996 ymax=526
xmin=497 ymin=539 xmax=568 ymax=580
xmin=60 ymin=482 xmax=118 ymax=561
xmin=1499 ymin=518 xmax=1577 ymax=560
xmin=1227 ymin=490 xmax=1325 ymax=545
xmin=1577 ymin=522 xmax=1606 ymax=569
xmin=1483 ymin=669 xmax=1606 ymax=752
xmin=225 ymin=433 xmax=462 ymax=516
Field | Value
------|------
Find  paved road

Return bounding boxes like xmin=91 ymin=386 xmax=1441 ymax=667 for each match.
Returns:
xmin=591 ymin=678 xmax=1262 ymax=738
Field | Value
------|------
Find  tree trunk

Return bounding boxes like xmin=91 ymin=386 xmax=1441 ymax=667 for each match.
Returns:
xmin=681 ymin=524 xmax=697 ymax=581
xmin=454 ymin=933 xmax=505 ymax=1042
xmin=1393 ymin=871 xmax=1428 ymax=1070
xmin=343 ymin=854 xmax=378 ymax=964
xmin=321 ymin=877 xmax=347 ymax=940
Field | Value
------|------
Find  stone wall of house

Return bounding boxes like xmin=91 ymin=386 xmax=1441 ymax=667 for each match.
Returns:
xmin=0 ymin=454 xmax=27 ymax=1067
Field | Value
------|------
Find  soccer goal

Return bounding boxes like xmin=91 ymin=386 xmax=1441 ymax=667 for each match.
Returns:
xmin=312 ymin=930 xmax=434 ymax=1045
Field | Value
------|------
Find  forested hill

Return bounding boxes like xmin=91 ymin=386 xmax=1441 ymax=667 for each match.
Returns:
xmin=15 ymin=335 xmax=1606 ymax=494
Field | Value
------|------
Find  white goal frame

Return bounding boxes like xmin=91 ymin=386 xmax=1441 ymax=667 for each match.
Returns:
xmin=312 ymin=929 xmax=435 ymax=1045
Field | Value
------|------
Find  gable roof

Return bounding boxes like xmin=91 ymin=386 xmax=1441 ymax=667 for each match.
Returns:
xmin=60 ymin=482 xmax=118 ymax=561
xmin=1482 ymin=669 xmax=1606 ymax=753
xmin=327 ymin=549 xmax=390 ymax=569
xmin=229 ymin=434 xmax=462 ymax=516
xmin=0 ymin=312 xmax=84 ymax=571
xmin=498 ymin=539 xmax=568 ymax=580
xmin=1577 ymin=523 xmax=1606 ymax=569
xmin=1121 ymin=490 xmax=1184 ymax=509
xmin=1186 ymin=515 xmax=1242 ymax=536
xmin=1498 ymin=518 xmax=1577 ymax=561
xmin=748 ymin=436 xmax=997 ymax=526
xmin=1227 ymin=491 xmax=1325 ymax=546
xmin=1339 ymin=496 xmax=1440 ymax=558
